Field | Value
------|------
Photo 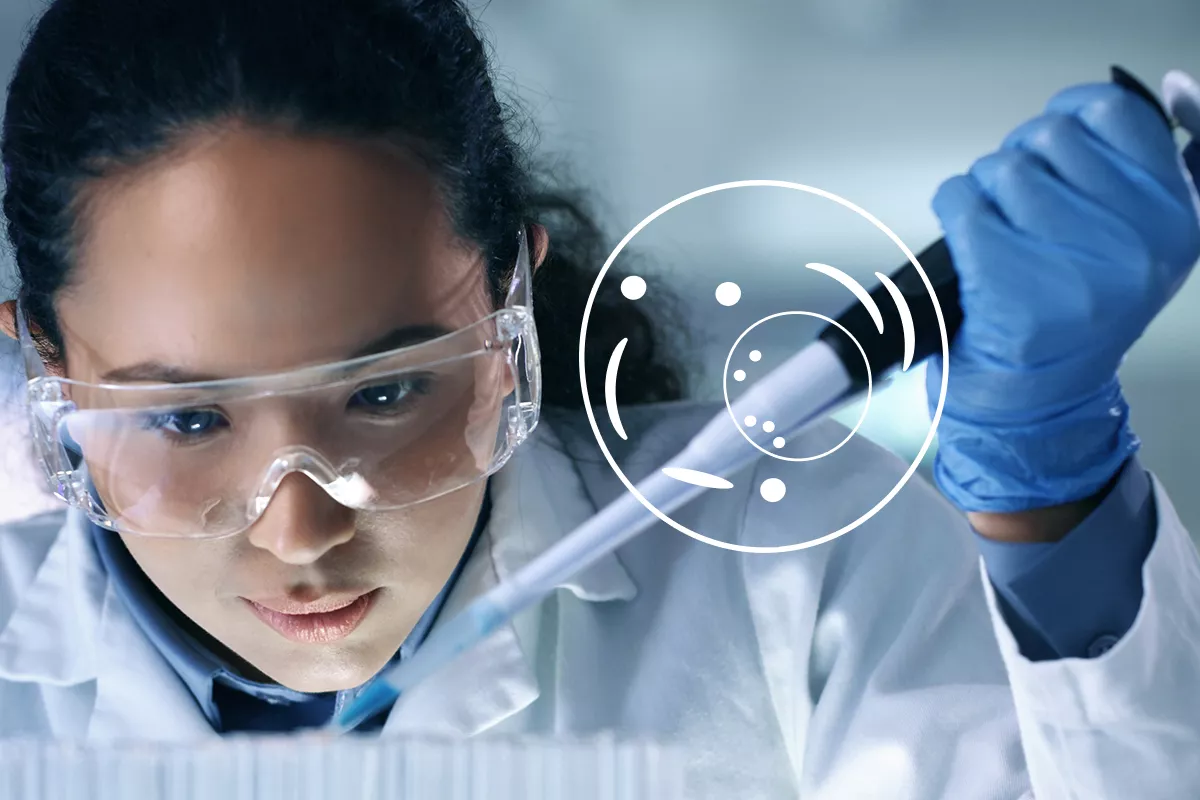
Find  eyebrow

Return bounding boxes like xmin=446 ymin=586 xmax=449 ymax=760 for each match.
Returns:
xmin=100 ymin=324 xmax=454 ymax=384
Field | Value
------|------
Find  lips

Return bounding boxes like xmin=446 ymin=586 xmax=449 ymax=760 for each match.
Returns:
xmin=243 ymin=589 xmax=379 ymax=644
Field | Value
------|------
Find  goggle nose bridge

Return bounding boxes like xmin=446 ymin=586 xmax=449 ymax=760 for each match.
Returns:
xmin=247 ymin=445 xmax=377 ymax=519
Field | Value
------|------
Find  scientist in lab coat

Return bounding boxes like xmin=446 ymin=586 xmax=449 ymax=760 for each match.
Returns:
xmin=1 ymin=1 xmax=1200 ymax=798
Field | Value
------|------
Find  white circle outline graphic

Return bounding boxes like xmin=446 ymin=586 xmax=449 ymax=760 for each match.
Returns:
xmin=723 ymin=311 xmax=872 ymax=462
xmin=578 ymin=180 xmax=950 ymax=554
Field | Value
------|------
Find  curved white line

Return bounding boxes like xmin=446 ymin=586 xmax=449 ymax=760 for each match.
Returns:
xmin=805 ymin=262 xmax=884 ymax=334
xmin=874 ymin=272 xmax=915 ymax=371
xmin=662 ymin=467 xmax=734 ymax=490
xmin=605 ymin=338 xmax=630 ymax=441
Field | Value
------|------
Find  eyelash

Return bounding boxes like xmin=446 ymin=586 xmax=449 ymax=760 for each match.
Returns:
xmin=136 ymin=407 xmax=229 ymax=446
xmin=346 ymin=374 xmax=433 ymax=417
xmin=135 ymin=374 xmax=435 ymax=446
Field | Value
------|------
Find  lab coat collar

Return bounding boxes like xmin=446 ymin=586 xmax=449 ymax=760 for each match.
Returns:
xmin=0 ymin=414 xmax=635 ymax=738
xmin=485 ymin=418 xmax=638 ymax=603
xmin=0 ymin=507 xmax=214 ymax=740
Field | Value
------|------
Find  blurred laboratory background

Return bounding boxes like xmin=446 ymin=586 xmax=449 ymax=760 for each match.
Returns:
xmin=1 ymin=0 xmax=1198 ymax=532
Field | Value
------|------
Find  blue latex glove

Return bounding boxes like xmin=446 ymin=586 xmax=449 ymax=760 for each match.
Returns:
xmin=927 ymin=82 xmax=1200 ymax=512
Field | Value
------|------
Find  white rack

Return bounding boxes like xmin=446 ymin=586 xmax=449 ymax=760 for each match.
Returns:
xmin=0 ymin=735 xmax=684 ymax=800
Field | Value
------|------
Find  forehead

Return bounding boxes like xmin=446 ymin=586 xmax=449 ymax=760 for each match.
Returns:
xmin=58 ymin=127 xmax=490 ymax=382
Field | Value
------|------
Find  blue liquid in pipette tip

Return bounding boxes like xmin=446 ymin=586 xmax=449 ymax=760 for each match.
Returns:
xmin=334 ymin=680 xmax=400 ymax=733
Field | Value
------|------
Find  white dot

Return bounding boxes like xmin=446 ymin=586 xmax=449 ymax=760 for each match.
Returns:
xmin=621 ymin=275 xmax=647 ymax=300
xmin=734 ymin=369 xmax=746 ymax=381
xmin=744 ymin=415 xmax=757 ymax=427
xmin=715 ymin=282 xmax=742 ymax=306
xmin=773 ymin=437 xmax=785 ymax=448
xmin=749 ymin=350 xmax=762 ymax=362
xmin=760 ymin=478 xmax=786 ymax=503
xmin=762 ymin=421 xmax=775 ymax=433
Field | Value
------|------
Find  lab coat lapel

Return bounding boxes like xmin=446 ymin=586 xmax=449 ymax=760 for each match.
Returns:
xmin=0 ymin=508 xmax=214 ymax=740
xmin=0 ymin=510 xmax=102 ymax=687
xmin=382 ymin=418 xmax=637 ymax=736
xmin=86 ymin=579 xmax=217 ymax=742
xmin=485 ymin=416 xmax=637 ymax=603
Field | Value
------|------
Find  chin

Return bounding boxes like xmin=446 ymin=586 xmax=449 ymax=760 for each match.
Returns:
xmin=260 ymin=648 xmax=394 ymax=693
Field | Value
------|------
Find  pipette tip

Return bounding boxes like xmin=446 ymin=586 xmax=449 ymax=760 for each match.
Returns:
xmin=332 ymin=679 xmax=400 ymax=732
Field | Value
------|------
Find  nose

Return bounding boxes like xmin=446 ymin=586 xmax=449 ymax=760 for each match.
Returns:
xmin=245 ymin=472 xmax=356 ymax=565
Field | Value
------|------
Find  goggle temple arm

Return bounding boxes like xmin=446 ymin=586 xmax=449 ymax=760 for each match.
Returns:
xmin=505 ymin=226 xmax=534 ymax=310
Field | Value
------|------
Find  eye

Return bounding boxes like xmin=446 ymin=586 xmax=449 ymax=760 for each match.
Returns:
xmin=348 ymin=376 xmax=431 ymax=415
xmin=139 ymin=408 xmax=229 ymax=440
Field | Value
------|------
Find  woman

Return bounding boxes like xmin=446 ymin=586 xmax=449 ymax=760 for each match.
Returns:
xmin=1 ymin=1 xmax=1198 ymax=797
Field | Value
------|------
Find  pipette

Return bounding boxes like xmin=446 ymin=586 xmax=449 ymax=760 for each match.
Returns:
xmin=333 ymin=66 xmax=1186 ymax=732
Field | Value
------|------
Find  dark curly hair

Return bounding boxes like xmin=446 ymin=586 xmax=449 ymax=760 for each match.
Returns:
xmin=1 ymin=0 xmax=687 ymax=408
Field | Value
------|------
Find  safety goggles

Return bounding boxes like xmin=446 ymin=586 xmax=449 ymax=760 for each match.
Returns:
xmin=16 ymin=230 xmax=541 ymax=539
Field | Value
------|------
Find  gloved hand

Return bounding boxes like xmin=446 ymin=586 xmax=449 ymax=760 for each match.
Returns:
xmin=927 ymin=82 xmax=1200 ymax=513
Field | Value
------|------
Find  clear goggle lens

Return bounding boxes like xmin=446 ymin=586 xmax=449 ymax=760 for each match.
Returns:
xmin=18 ymin=231 xmax=540 ymax=538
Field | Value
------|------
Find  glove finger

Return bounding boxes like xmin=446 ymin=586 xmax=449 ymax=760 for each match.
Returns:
xmin=1043 ymin=83 xmax=1183 ymax=189
xmin=931 ymin=173 xmax=1001 ymax=239
xmin=1002 ymin=112 xmax=1196 ymax=260
xmin=931 ymin=173 xmax=1049 ymax=316
xmin=931 ymin=173 xmax=1010 ymax=295
xmin=968 ymin=149 xmax=1144 ymax=258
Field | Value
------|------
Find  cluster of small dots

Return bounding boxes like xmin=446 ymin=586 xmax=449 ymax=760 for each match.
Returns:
xmin=743 ymin=415 xmax=786 ymax=449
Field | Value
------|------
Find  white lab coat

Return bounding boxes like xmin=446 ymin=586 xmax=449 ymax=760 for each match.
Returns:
xmin=1 ymin=353 xmax=1200 ymax=798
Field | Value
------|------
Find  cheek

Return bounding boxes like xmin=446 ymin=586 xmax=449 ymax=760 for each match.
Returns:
xmin=357 ymin=482 xmax=485 ymax=573
xmin=118 ymin=534 xmax=235 ymax=609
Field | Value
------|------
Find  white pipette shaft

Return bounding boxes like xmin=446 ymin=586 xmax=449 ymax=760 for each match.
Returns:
xmin=334 ymin=339 xmax=852 ymax=730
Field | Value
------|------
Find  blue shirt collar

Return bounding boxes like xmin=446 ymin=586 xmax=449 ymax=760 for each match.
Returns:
xmin=91 ymin=484 xmax=491 ymax=732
